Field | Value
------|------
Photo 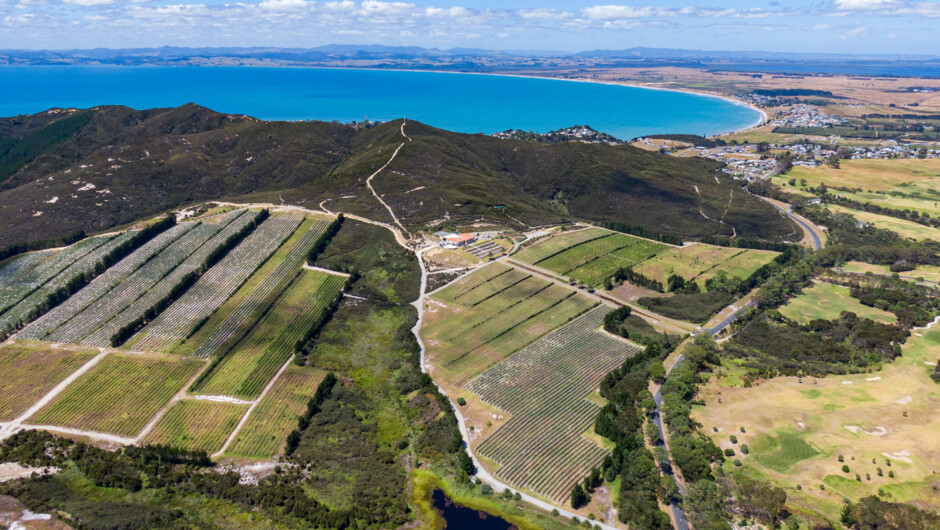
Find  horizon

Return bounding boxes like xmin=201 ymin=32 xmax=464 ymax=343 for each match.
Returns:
xmin=0 ymin=1 xmax=938 ymax=56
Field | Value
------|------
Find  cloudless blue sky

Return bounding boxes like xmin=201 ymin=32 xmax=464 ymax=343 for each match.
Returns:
xmin=0 ymin=0 xmax=937 ymax=55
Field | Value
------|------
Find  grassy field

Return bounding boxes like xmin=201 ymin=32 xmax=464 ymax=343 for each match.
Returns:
xmin=423 ymin=266 xmax=598 ymax=385
xmin=777 ymin=159 xmax=940 ymax=192
xmin=827 ymin=204 xmax=940 ymax=242
xmin=779 ymin=281 xmax=897 ymax=324
xmin=839 ymin=261 xmax=940 ymax=284
xmin=30 ymin=352 xmax=202 ymax=437
xmin=193 ymin=270 xmax=344 ymax=400
xmin=142 ymin=399 xmax=248 ymax=453
xmin=467 ymin=308 xmax=641 ymax=503
xmin=693 ymin=322 xmax=940 ymax=524
xmin=226 ymin=366 xmax=326 ymax=459
xmin=633 ymin=244 xmax=777 ymax=288
xmin=0 ymin=343 xmax=98 ymax=422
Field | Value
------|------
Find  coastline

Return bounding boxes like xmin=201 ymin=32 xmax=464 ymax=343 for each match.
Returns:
xmin=1 ymin=63 xmax=767 ymax=138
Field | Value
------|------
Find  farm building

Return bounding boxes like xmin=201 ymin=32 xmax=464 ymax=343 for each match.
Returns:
xmin=442 ymin=234 xmax=476 ymax=247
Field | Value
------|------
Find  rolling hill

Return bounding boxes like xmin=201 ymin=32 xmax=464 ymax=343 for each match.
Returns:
xmin=0 ymin=104 xmax=799 ymax=248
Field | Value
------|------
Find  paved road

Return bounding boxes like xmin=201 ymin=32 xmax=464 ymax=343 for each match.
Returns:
xmin=703 ymin=301 xmax=755 ymax=336
xmin=759 ymin=197 xmax=822 ymax=250
xmin=651 ymin=354 xmax=690 ymax=530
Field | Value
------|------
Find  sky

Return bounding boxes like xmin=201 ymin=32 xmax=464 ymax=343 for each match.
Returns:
xmin=0 ymin=0 xmax=938 ymax=55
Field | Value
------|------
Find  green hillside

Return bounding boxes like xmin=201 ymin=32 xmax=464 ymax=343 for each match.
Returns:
xmin=0 ymin=104 xmax=799 ymax=247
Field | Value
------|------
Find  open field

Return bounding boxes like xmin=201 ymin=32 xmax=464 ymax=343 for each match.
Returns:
xmin=183 ymin=216 xmax=325 ymax=359
xmin=193 ymin=270 xmax=344 ymax=400
xmin=516 ymin=228 xmax=670 ymax=287
xmin=127 ymin=213 xmax=310 ymax=352
xmin=774 ymin=159 xmax=940 ymax=192
xmin=226 ymin=366 xmax=326 ymax=459
xmin=0 ymin=343 xmax=98 ymax=422
xmin=633 ymin=244 xmax=778 ymax=287
xmin=423 ymin=265 xmax=598 ymax=385
xmin=827 ymin=204 xmax=940 ymax=242
xmin=142 ymin=399 xmax=248 ymax=454
xmin=693 ymin=323 xmax=940 ymax=523
xmin=779 ymin=281 xmax=897 ymax=324
xmin=468 ymin=308 xmax=642 ymax=503
xmin=29 ymin=352 xmax=202 ymax=437
xmin=839 ymin=261 xmax=940 ymax=284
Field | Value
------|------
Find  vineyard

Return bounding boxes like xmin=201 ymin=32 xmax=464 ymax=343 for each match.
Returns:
xmin=0 ymin=343 xmax=97 ymax=421
xmin=633 ymin=244 xmax=778 ymax=287
xmin=513 ymin=228 xmax=609 ymax=264
xmin=127 ymin=213 xmax=304 ymax=352
xmin=17 ymin=223 xmax=195 ymax=341
xmin=29 ymin=352 xmax=202 ymax=437
xmin=425 ymin=264 xmax=598 ymax=384
xmin=226 ymin=366 xmax=326 ymax=459
xmin=0 ymin=250 xmax=57 ymax=290
xmin=193 ymin=270 xmax=345 ymax=400
xmin=143 ymin=399 xmax=248 ymax=453
xmin=514 ymin=229 xmax=671 ymax=287
xmin=185 ymin=217 xmax=331 ymax=359
xmin=467 ymin=308 xmax=642 ymax=503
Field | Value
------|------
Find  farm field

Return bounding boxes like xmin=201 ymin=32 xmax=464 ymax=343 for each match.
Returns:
xmin=182 ymin=216 xmax=329 ymax=358
xmin=774 ymin=158 xmax=940 ymax=192
xmin=17 ymin=223 xmax=195 ymax=341
xmin=126 ymin=213 xmax=306 ymax=352
xmin=423 ymin=265 xmax=598 ymax=385
xmin=513 ymin=227 xmax=609 ymax=264
xmin=193 ymin=270 xmax=344 ymax=400
xmin=0 ymin=343 xmax=98 ymax=422
xmin=29 ymin=352 xmax=202 ymax=437
xmin=0 ymin=250 xmax=57 ymax=290
xmin=779 ymin=281 xmax=897 ymax=324
xmin=226 ymin=366 xmax=326 ymax=459
xmin=692 ymin=324 xmax=940 ymax=523
xmin=565 ymin=239 xmax=668 ymax=286
xmin=633 ymin=244 xmax=778 ymax=287
xmin=839 ymin=261 xmax=940 ymax=284
xmin=467 ymin=308 xmax=642 ymax=504
xmin=827 ymin=204 xmax=940 ymax=242
xmin=142 ymin=399 xmax=248 ymax=454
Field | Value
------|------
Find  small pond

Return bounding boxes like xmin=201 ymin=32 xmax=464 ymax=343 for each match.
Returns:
xmin=432 ymin=489 xmax=515 ymax=530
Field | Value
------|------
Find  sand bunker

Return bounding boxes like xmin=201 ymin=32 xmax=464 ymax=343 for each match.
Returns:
xmin=844 ymin=425 xmax=888 ymax=436
xmin=865 ymin=377 xmax=881 ymax=381
xmin=896 ymin=395 xmax=913 ymax=405
xmin=925 ymin=362 xmax=937 ymax=367
xmin=881 ymin=450 xmax=913 ymax=464
xmin=841 ymin=381 xmax=854 ymax=385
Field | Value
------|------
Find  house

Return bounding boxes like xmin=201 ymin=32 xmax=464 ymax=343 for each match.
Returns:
xmin=443 ymin=234 xmax=476 ymax=247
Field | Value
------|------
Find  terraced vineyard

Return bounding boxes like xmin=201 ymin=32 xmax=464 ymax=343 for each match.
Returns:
xmin=17 ymin=223 xmax=195 ymax=341
xmin=193 ymin=270 xmax=345 ymax=400
xmin=467 ymin=308 xmax=642 ymax=503
xmin=186 ymin=217 xmax=331 ymax=359
xmin=142 ymin=399 xmax=248 ymax=453
xmin=514 ymin=229 xmax=670 ymax=287
xmin=127 ymin=213 xmax=303 ymax=352
xmin=226 ymin=366 xmax=326 ymax=459
xmin=633 ymin=244 xmax=778 ymax=287
xmin=425 ymin=263 xmax=598 ymax=384
xmin=0 ymin=343 xmax=98 ymax=421
xmin=29 ymin=352 xmax=202 ymax=437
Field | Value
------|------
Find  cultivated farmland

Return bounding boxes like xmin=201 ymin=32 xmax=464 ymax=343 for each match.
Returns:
xmin=185 ymin=217 xmax=331 ymax=358
xmin=0 ymin=250 xmax=57 ymax=290
xmin=127 ymin=213 xmax=305 ymax=352
xmin=633 ymin=244 xmax=778 ymax=287
xmin=468 ymin=307 xmax=642 ymax=503
xmin=29 ymin=352 xmax=202 ymax=437
xmin=0 ymin=343 xmax=98 ymax=421
xmin=514 ymin=228 xmax=670 ymax=287
xmin=193 ymin=270 xmax=345 ymax=400
xmin=226 ymin=366 xmax=326 ymax=459
xmin=424 ymin=265 xmax=598 ymax=384
xmin=143 ymin=399 xmax=248 ymax=454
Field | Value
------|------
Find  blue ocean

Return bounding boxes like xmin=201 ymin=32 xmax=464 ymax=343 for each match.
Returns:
xmin=0 ymin=66 xmax=761 ymax=140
